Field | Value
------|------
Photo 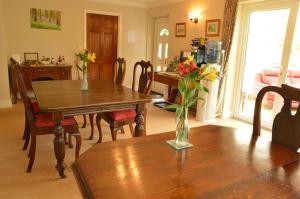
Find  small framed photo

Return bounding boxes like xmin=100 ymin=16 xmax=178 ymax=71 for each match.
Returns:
xmin=205 ymin=19 xmax=221 ymax=37
xmin=175 ymin=23 xmax=186 ymax=37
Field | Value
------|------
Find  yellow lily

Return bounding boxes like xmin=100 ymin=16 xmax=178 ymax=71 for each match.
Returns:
xmin=205 ymin=67 xmax=219 ymax=81
xmin=79 ymin=49 xmax=85 ymax=55
xmin=183 ymin=55 xmax=194 ymax=65
xmin=88 ymin=53 xmax=96 ymax=62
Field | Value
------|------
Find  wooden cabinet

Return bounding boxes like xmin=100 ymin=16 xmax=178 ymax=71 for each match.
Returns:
xmin=10 ymin=65 xmax=72 ymax=104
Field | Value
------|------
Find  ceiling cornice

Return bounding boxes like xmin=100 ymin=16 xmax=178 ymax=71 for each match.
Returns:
xmin=148 ymin=0 xmax=184 ymax=8
xmin=85 ymin=0 xmax=184 ymax=9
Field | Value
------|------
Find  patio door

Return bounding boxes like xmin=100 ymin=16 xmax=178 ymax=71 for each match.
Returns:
xmin=234 ymin=0 xmax=300 ymax=128
xmin=152 ymin=16 xmax=169 ymax=94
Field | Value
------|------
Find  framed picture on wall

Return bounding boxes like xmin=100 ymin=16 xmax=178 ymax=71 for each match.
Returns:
xmin=30 ymin=8 xmax=61 ymax=30
xmin=205 ymin=19 xmax=221 ymax=37
xmin=175 ymin=23 xmax=186 ymax=37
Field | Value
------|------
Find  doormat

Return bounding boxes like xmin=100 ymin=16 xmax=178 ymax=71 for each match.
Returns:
xmin=153 ymin=101 xmax=176 ymax=112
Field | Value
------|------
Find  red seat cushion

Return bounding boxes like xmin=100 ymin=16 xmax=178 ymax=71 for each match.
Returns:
xmin=35 ymin=113 xmax=77 ymax=127
xmin=107 ymin=109 xmax=137 ymax=121
xmin=30 ymin=101 xmax=40 ymax=113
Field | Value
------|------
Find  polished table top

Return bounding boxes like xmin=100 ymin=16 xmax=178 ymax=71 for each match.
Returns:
xmin=32 ymin=80 xmax=152 ymax=112
xmin=73 ymin=125 xmax=300 ymax=198
xmin=31 ymin=80 xmax=151 ymax=178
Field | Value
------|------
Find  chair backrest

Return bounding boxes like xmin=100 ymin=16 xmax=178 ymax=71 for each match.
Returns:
xmin=114 ymin=58 xmax=126 ymax=85
xmin=132 ymin=60 xmax=154 ymax=95
xmin=11 ymin=59 xmax=35 ymax=124
xmin=253 ymin=84 xmax=300 ymax=151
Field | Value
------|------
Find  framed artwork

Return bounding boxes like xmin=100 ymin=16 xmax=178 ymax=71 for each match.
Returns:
xmin=30 ymin=8 xmax=61 ymax=30
xmin=205 ymin=19 xmax=221 ymax=37
xmin=175 ymin=23 xmax=186 ymax=37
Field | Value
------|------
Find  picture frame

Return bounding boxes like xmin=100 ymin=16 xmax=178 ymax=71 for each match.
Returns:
xmin=30 ymin=8 xmax=61 ymax=30
xmin=175 ymin=23 xmax=186 ymax=37
xmin=205 ymin=19 xmax=221 ymax=37
xmin=24 ymin=52 xmax=39 ymax=65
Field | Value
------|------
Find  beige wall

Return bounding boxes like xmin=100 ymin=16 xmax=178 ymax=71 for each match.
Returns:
xmin=0 ymin=0 xmax=11 ymax=107
xmin=3 ymin=0 xmax=148 ymax=88
xmin=148 ymin=0 xmax=225 ymax=61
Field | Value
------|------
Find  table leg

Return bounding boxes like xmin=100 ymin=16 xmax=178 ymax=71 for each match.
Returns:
xmin=135 ymin=103 xmax=145 ymax=137
xmin=53 ymin=112 xmax=66 ymax=178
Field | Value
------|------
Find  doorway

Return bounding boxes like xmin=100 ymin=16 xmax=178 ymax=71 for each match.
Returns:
xmin=233 ymin=0 xmax=300 ymax=128
xmin=152 ymin=16 xmax=169 ymax=94
xmin=86 ymin=13 xmax=118 ymax=81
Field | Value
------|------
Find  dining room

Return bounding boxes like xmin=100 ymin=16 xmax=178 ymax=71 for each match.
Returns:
xmin=1 ymin=0 xmax=300 ymax=198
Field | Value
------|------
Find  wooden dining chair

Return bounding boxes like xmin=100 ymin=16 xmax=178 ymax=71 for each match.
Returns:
xmin=95 ymin=60 xmax=153 ymax=143
xmin=253 ymin=84 xmax=300 ymax=151
xmin=88 ymin=58 xmax=126 ymax=140
xmin=13 ymin=61 xmax=82 ymax=172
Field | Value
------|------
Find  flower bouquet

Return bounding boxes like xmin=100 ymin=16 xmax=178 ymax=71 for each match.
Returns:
xmin=166 ymin=55 xmax=219 ymax=149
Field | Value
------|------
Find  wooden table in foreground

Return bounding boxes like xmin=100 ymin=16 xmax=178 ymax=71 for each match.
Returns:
xmin=32 ymin=80 xmax=152 ymax=178
xmin=73 ymin=125 xmax=300 ymax=199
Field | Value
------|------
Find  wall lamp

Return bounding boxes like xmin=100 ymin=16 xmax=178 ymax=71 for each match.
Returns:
xmin=188 ymin=11 xmax=200 ymax=24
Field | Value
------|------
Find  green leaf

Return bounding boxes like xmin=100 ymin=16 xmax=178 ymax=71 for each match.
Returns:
xmin=203 ymin=86 xmax=209 ymax=93
xmin=186 ymin=89 xmax=196 ymax=101
xmin=187 ymin=96 xmax=205 ymax=107
xmin=164 ymin=104 xmax=178 ymax=110
xmin=178 ymin=79 xmax=186 ymax=94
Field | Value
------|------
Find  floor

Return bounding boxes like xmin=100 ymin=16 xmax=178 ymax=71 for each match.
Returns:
xmin=0 ymin=101 xmax=270 ymax=199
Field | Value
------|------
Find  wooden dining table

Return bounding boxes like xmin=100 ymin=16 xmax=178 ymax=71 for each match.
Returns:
xmin=32 ymin=80 xmax=152 ymax=178
xmin=73 ymin=125 xmax=300 ymax=198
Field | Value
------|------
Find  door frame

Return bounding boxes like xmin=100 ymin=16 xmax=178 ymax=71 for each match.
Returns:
xmin=232 ymin=0 xmax=300 ymax=128
xmin=84 ymin=10 xmax=122 ymax=57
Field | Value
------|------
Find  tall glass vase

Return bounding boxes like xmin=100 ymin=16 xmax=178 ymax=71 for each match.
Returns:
xmin=81 ymin=72 xmax=88 ymax=90
xmin=175 ymin=107 xmax=190 ymax=146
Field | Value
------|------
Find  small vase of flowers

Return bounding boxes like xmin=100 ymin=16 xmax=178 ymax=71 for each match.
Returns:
xmin=76 ymin=49 xmax=96 ymax=90
xmin=166 ymin=55 xmax=219 ymax=149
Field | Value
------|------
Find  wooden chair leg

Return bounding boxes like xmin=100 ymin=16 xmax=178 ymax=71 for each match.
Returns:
xmin=89 ymin=114 xmax=94 ymax=140
xmin=82 ymin=114 xmax=87 ymax=128
xmin=96 ymin=114 xmax=103 ymax=143
xmin=22 ymin=113 xmax=27 ymax=140
xmin=110 ymin=125 xmax=118 ymax=141
xmin=120 ymin=127 xmax=125 ymax=134
xmin=68 ymin=133 xmax=73 ymax=148
xmin=64 ymin=132 xmax=69 ymax=145
xmin=74 ymin=134 xmax=81 ymax=158
xmin=22 ymin=130 xmax=30 ymax=151
xmin=27 ymin=134 xmax=36 ymax=172
xmin=129 ymin=123 xmax=134 ymax=137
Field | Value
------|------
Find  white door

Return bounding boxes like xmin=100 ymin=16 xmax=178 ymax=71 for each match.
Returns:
xmin=152 ymin=17 xmax=169 ymax=94
xmin=234 ymin=0 xmax=300 ymax=128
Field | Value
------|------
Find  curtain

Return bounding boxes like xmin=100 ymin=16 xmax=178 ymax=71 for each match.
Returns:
xmin=216 ymin=0 xmax=239 ymax=115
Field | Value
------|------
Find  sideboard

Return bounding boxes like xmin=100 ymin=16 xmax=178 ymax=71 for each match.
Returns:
xmin=10 ymin=64 xmax=72 ymax=104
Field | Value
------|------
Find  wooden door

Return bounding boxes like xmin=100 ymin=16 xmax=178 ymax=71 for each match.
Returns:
xmin=87 ymin=13 xmax=118 ymax=81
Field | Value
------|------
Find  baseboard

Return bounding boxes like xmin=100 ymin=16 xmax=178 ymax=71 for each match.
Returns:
xmin=0 ymin=99 xmax=12 ymax=108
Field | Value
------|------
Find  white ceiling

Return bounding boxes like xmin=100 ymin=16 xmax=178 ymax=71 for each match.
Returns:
xmin=86 ymin=0 xmax=184 ymax=8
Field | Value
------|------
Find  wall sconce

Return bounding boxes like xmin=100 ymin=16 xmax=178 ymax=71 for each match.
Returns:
xmin=188 ymin=11 xmax=200 ymax=24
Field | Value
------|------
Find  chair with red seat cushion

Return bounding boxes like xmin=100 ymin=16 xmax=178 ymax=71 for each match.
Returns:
xmin=95 ymin=60 xmax=153 ymax=143
xmin=12 ymin=60 xmax=81 ymax=172
xmin=87 ymin=58 xmax=127 ymax=140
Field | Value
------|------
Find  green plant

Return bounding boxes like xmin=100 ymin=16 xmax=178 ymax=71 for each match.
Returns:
xmin=166 ymin=56 xmax=219 ymax=122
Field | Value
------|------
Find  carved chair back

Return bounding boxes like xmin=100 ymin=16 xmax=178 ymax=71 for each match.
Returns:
xmin=132 ymin=60 xmax=154 ymax=95
xmin=11 ymin=59 xmax=35 ymax=124
xmin=114 ymin=58 xmax=126 ymax=85
xmin=253 ymin=84 xmax=300 ymax=151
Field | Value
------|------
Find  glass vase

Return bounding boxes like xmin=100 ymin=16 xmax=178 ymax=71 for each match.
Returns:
xmin=81 ymin=72 xmax=88 ymax=90
xmin=175 ymin=107 xmax=190 ymax=146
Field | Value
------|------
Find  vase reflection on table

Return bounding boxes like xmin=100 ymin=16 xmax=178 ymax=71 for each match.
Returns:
xmin=166 ymin=55 xmax=219 ymax=150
